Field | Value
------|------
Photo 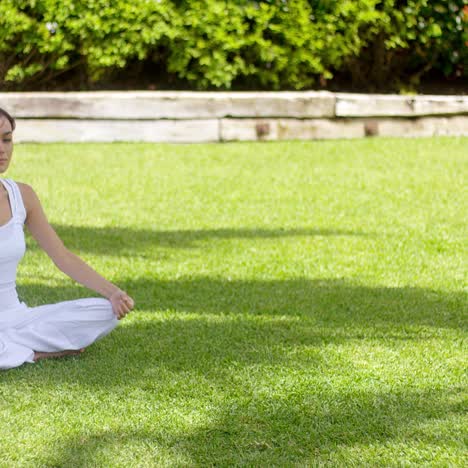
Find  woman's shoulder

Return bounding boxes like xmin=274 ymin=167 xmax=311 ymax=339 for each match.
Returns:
xmin=14 ymin=182 xmax=39 ymax=213
xmin=15 ymin=181 xmax=35 ymax=197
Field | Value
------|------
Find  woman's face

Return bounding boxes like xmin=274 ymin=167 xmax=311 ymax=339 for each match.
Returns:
xmin=0 ymin=117 xmax=13 ymax=174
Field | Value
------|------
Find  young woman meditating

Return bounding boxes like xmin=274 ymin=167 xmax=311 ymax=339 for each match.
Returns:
xmin=0 ymin=107 xmax=134 ymax=370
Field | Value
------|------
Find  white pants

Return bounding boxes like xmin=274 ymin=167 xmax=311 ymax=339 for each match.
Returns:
xmin=0 ymin=298 xmax=118 ymax=370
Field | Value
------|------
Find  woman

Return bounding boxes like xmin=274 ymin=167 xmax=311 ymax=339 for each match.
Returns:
xmin=0 ymin=107 xmax=134 ymax=370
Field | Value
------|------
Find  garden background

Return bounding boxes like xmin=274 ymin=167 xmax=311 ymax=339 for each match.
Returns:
xmin=1 ymin=0 xmax=467 ymax=94
xmin=0 ymin=1 xmax=467 ymax=467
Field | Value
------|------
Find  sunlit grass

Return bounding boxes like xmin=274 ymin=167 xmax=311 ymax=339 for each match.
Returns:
xmin=1 ymin=137 xmax=466 ymax=466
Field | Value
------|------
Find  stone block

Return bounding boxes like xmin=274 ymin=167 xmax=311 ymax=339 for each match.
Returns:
xmin=13 ymin=119 xmax=219 ymax=143
xmin=0 ymin=91 xmax=335 ymax=119
xmin=336 ymin=93 xmax=468 ymax=117
xmin=220 ymin=118 xmax=365 ymax=141
xmin=224 ymin=91 xmax=335 ymax=118
xmin=220 ymin=119 xmax=277 ymax=141
xmin=376 ymin=116 xmax=468 ymax=137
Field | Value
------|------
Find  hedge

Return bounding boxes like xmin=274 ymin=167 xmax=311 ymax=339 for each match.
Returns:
xmin=0 ymin=0 xmax=466 ymax=91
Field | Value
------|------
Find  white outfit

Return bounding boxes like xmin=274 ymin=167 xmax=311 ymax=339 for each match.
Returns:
xmin=0 ymin=178 xmax=118 ymax=370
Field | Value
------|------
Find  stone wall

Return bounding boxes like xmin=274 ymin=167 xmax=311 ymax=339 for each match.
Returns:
xmin=1 ymin=91 xmax=467 ymax=143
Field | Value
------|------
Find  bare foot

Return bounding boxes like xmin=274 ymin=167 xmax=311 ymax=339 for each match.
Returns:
xmin=33 ymin=348 xmax=85 ymax=362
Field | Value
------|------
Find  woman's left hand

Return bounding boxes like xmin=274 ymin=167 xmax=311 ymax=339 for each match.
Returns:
xmin=109 ymin=290 xmax=134 ymax=320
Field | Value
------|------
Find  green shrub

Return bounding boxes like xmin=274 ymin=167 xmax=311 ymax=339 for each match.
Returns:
xmin=346 ymin=0 xmax=468 ymax=90
xmin=0 ymin=0 xmax=177 ymax=87
xmin=0 ymin=0 xmax=466 ymax=91
xmin=166 ymin=0 xmax=387 ymax=89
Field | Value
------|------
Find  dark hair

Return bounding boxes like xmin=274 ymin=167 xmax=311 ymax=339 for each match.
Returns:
xmin=0 ymin=107 xmax=16 ymax=131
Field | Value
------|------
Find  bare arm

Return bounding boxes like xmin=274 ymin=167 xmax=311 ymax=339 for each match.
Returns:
xmin=20 ymin=183 xmax=134 ymax=318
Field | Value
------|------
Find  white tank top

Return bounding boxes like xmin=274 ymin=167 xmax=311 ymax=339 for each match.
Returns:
xmin=0 ymin=179 xmax=27 ymax=312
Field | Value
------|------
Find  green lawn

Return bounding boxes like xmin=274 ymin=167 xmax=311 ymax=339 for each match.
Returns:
xmin=1 ymin=137 xmax=467 ymax=467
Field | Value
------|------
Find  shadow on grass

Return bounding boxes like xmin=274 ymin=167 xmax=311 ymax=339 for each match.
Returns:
xmin=47 ymin=386 xmax=464 ymax=466
xmin=6 ymin=278 xmax=465 ymax=464
xmin=10 ymin=276 xmax=465 ymax=386
xmin=25 ymin=224 xmax=371 ymax=255
xmin=17 ymin=276 xmax=466 ymax=332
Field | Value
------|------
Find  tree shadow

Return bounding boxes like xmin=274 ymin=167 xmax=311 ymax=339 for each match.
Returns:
xmin=47 ymin=386 xmax=465 ymax=466
xmin=18 ymin=276 xmax=464 ymax=331
xmin=24 ymin=224 xmax=371 ymax=255
xmin=8 ymin=276 xmax=465 ymax=387
xmin=6 ymin=278 xmax=465 ymax=464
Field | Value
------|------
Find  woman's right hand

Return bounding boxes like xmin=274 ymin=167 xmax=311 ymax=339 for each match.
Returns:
xmin=109 ymin=289 xmax=135 ymax=320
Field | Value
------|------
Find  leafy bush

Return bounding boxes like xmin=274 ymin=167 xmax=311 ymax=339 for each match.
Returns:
xmin=0 ymin=0 xmax=466 ymax=91
xmin=0 ymin=0 xmax=177 ymax=87
xmin=166 ymin=0 xmax=385 ymax=89
xmin=345 ymin=0 xmax=468 ymax=90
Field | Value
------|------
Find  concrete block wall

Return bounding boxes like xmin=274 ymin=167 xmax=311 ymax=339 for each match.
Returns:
xmin=0 ymin=91 xmax=467 ymax=143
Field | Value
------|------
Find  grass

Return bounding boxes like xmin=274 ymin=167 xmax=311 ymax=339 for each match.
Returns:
xmin=0 ymin=137 xmax=467 ymax=467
